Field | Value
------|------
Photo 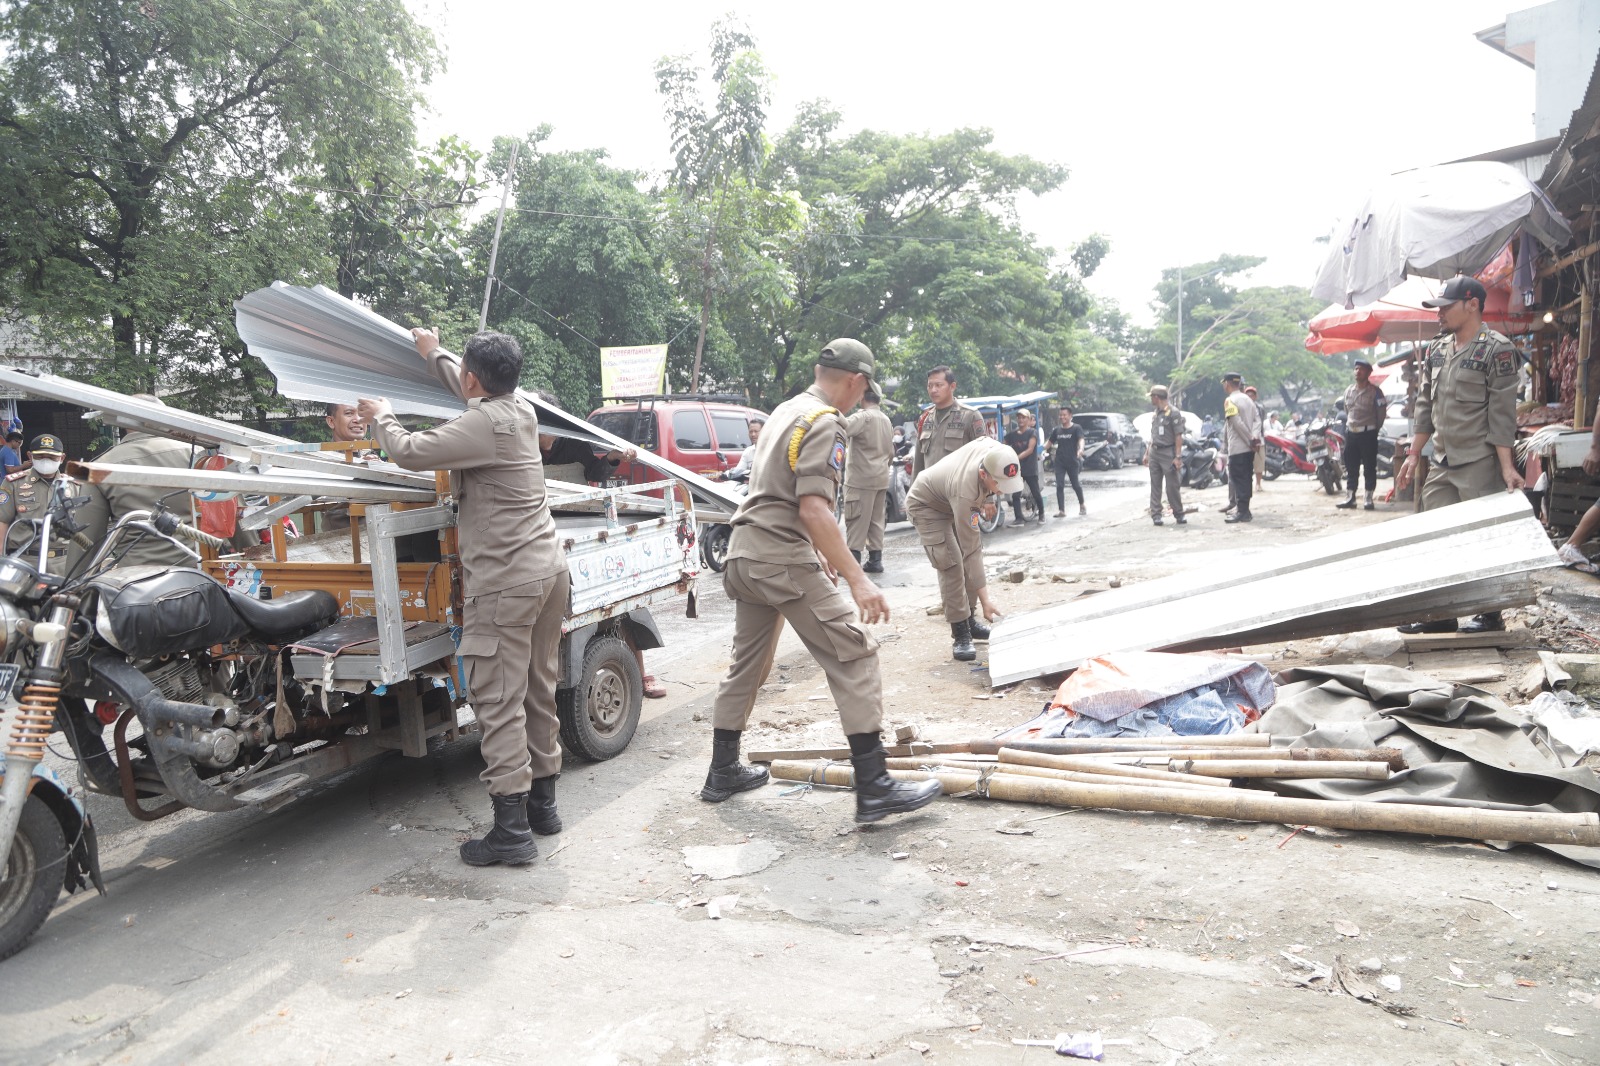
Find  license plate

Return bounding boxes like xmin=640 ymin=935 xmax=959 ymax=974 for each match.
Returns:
xmin=0 ymin=663 xmax=19 ymax=702
xmin=1307 ymin=446 xmax=1325 ymax=461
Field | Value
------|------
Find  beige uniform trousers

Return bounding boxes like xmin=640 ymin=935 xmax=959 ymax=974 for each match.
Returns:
xmin=843 ymin=487 xmax=887 ymax=552
xmin=1421 ymin=454 xmax=1506 ymax=510
xmin=711 ymin=558 xmax=883 ymax=736
xmin=906 ymin=497 xmax=982 ymax=623
xmin=461 ymin=568 xmax=571 ymax=795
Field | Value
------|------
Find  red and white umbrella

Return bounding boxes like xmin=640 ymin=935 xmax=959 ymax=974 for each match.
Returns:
xmin=1304 ymin=275 xmax=1535 ymax=354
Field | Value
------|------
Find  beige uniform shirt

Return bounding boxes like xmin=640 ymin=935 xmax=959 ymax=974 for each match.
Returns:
xmin=0 ymin=471 xmax=99 ymax=575
xmin=905 ymin=437 xmax=1003 ymax=597
xmin=1342 ymin=382 xmax=1387 ymax=432
xmin=1414 ymin=328 xmax=1519 ymax=466
xmin=372 ymin=354 xmax=565 ymax=597
xmin=1222 ymin=391 xmax=1261 ymax=456
xmin=83 ymin=432 xmax=205 ymax=568
xmin=913 ymin=402 xmax=985 ymax=477
xmin=727 ymin=384 xmax=846 ymax=566
xmin=844 ymin=407 xmax=893 ymax=492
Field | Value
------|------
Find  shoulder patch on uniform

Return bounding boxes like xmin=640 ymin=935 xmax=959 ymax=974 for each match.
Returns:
xmin=787 ymin=406 xmax=842 ymax=472
xmin=829 ymin=435 xmax=846 ymax=471
xmin=0 ymin=492 xmax=9 ymax=505
xmin=4 ymin=470 xmax=27 ymax=482
xmin=1494 ymin=351 xmax=1517 ymax=376
xmin=969 ymin=511 xmax=982 ymax=531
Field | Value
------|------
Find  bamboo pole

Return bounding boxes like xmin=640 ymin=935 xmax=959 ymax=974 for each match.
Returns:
xmin=884 ymin=757 xmax=1222 ymax=792
xmin=1000 ymin=735 xmax=1272 ymax=754
xmin=998 ymin=747 xmax=1231 ymax=788
xmin=1171 ymin=759 xmax=1390 ymax=780
xmin=767 ymin=761 xmax=1600 ymax=847
xmin=1170 ymin=748 xmax=1406 ymax=771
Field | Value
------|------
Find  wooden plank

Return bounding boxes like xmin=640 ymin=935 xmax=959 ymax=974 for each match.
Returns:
xmin=1401 ymin=629 xmax=1537 ymax=652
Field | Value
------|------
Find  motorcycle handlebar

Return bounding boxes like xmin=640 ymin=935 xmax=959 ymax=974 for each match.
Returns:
xmin=173 ymin=522 xmax=229 ymax=553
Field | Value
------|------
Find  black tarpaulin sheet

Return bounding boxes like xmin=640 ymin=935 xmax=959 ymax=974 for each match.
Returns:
xmin=1245 ymin=664 xmax=1600 ymax=868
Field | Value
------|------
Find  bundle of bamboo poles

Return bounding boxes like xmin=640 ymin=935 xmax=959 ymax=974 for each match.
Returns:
xmin=755 ymin=735 xmax=1600 ymax=847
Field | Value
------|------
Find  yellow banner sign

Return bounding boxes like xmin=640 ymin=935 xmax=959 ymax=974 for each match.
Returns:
xmin=599 ymin=344 xmax=668 ymax=402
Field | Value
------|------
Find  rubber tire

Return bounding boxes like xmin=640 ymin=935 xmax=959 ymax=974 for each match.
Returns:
xmin=1263 ymin=444 xmax=1285 ymax=481
xmin=557 ymin=635 xmax=642 ymax=762
xmin=977 ymin=507 xmax=1003 ymax=535
xmin=0 ymin=795 xmax=68 ymax=961
xmin=1318 ymin=462 xmax=1342 ymax=496
xmin=701 ymin=525 xmax=730 ymax=573
xmin=1193 ymin=470 xmax=1213 ymax=491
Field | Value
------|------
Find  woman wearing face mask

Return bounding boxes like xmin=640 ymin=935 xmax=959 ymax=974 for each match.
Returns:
xmin=0 ymin=434 xmax=101 ymax=575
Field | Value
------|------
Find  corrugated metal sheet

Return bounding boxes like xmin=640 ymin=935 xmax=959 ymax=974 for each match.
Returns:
xmin=234 ymin=283 xmax=745 ymax=515
xmin=987 ymin=493 xmax=1559 ymax=687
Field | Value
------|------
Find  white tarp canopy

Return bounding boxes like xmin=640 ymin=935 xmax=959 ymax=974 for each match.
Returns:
xmin=1311 ymin=161 xmax=1570 ymax=310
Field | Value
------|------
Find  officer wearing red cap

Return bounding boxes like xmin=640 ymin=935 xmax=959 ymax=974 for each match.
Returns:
xmin=1398 ymin=275 xmax=1523 ymax=634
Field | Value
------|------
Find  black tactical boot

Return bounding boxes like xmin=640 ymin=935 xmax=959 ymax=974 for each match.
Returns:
xmin=527 ymin=774 xmax=562 ymax=836
xmin=967 ymin=615 xmax=991 ymax=641
xmin=700 ymin=730 xmax=769 ymax=802
xmin=864 ymin=550 xmax=884 ymax=574
xmin=1336 ymin=490 xmax=1357 ymax=509
xmin=850 ymin=549 xmax=862 ymax=563
xmin=1364 ymin=491 xmax=1375 ymax=511
xmin=850 ymin=743 xmax=943 ymax=824
xmin=460 ymin=792 xmax=538 ymax=866
xmin=951 ymin=620 xmax=977 ymax=662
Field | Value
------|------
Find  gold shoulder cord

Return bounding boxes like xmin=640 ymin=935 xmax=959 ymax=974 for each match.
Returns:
xmin=787 ymin=406 xmax=841 ymax=471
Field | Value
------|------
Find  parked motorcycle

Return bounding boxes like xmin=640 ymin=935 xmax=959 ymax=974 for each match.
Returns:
xmin=1304 ymin=418 xmax=1345 ymax=496
xmin=699 ymin=470 xmax=748 ymax=573
xmin=1179 ymin=435 xmax=1225 ymax=490
xmin=0 ymin=496 xmax=342 ymax=959
xmin=1082 ymin=438 xmax=1120 ymax=471
xmin=1262 ymin=434 xmax=1314 ymax=481
xmin=885 ymin=433 xmax=914 ymax=525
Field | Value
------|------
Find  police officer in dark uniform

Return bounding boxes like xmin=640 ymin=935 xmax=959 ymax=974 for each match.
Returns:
xmin=0 ymin=434 xmax=99 ymax=574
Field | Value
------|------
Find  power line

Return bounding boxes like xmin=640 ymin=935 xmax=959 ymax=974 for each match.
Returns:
xmin=490 ymin=277 xmax=602 ymax=350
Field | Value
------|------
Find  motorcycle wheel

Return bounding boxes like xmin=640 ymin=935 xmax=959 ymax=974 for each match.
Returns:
xmin=557 ymin=636 xmax=642 ymax=762
xmin=1317 ymin=462 xmax=1342 ymax=496
xmin=1193 ymin=471 xmax=1213 ymax=491
xmin=1263 ymin=444 xmax=1285 ymax=481
xmin=978 ymin=507 xmax=1003 ymax=535
xmin=0 ymin=796 xmax=67 ymax=961
xmin=701 ymin=526 xmax=730 ymax=573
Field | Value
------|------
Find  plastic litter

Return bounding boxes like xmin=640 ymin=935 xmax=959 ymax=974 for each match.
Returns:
xmin=1011 ymin=1032 xmax=1130 ymax=1059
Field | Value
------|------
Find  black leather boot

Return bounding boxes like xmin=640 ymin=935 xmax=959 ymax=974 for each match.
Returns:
xmin=951 ymin=620 xmax=977 ymax=662
xmin=967 ymin=615 xmax=991 ymax=641
xmin=460 ymin=792 xmax=538 ymax=866
xmin=864 ymin=550 xmax=884 ymax=574
xmin=850 ymin=549 xmax=862 ymax=563
xmin=1335 ymin=491 xmax=1357 ymax=509
xmin=700 ymin=732 xmax=769 ymax=802
xmin=851 ymin=745 xmax=943 ymax=823
xmin=527 ymin=774 xmax=562 ymax=836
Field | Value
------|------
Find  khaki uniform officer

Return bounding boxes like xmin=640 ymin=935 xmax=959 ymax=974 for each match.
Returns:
xmin=701 ymin=338 xmax=942 ymax=824
xmin=906 ymin=437 xmax=1023 ymax=662
xmin=912 ymin=365 xmax=985 ymax=478
xmin=0 ymin=434 xmax=100 ymax=576
xmin=1398 ymin=275 xmax=1524 ymax=636
xmin=362 ymin=329 xmax=570 ymax=867
xmin=843 ymin=395 xmax=893 ymax=574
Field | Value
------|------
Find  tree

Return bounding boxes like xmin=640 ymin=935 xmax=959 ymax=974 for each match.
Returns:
xmin=0 ymin=0 xmax=436 ymax=409
xmin=655 ymin=17 xmax=772 ymax=390
xmin=476 ymin=133 xmax=679 ymax=414
xmin=1169 ymin=285 xmax=1340 ymax=414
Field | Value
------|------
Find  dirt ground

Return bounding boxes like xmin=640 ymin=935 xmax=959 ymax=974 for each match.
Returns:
xmin=6 ymin=468 xmax=1600 ymax=1065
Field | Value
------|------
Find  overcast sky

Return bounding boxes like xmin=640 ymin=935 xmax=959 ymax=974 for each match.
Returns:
xmin=412 ymin=0 xmax=1539 ymax=327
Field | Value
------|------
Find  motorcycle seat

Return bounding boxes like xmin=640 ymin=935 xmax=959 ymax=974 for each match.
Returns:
xmin=226 ymin=588 xmax=340 ymax=642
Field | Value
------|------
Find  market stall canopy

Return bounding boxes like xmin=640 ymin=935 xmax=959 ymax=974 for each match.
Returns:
xmin=1304 ymin=275 xmax=1535 ymax=354
xmin=234 ymin=282 xmax=745 ymax=515
xmin=1311 ymin=161 xmax=1571 ymax=310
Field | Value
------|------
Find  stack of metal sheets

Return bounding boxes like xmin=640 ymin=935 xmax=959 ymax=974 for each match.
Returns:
xmin=987 ymin=493 xmax=1560 ymax=687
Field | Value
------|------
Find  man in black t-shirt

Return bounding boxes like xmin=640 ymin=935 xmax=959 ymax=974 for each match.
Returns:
xmin=1003 ymin=410 xmax=1045 ymax=525
xmin=1045 ymin=407 xmax=1086 ymax=517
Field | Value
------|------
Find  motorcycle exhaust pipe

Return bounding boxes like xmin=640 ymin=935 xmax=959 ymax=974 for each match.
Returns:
xmin=151 ymin=699 xmax=227 ymax=730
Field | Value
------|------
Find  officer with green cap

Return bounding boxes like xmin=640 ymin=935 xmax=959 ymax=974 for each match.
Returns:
xmin=699 ymin=337 xmax=943 ymax=824
xmin=0 ymin=434 xmax=101 ymax=575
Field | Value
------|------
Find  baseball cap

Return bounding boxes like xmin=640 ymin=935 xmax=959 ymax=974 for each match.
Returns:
xmin=981 ymin=444 xmax=1025 ymax=494
xmin=817 ymin=338 xmax=882 ymax=402
xmin=1353 ymin=359 xmax=1373 ymax=371
xmin=1421 ymin=276 xmax=1487 ymax=309
xmin=29 ymin=434 xmax=63 ymax=455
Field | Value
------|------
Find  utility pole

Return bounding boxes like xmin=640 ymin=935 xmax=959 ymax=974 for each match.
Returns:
xmin=479 ymin=142 xmax=520 ymax=332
